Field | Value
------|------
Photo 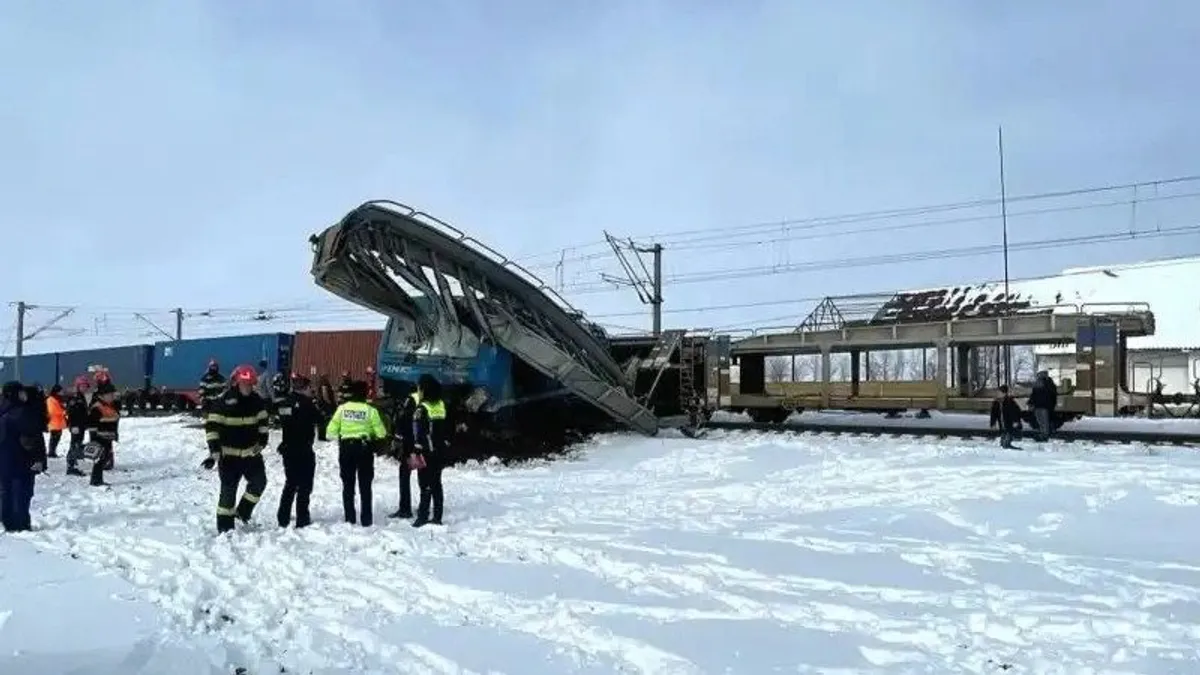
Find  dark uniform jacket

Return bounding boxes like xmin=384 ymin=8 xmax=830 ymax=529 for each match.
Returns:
xmin=1028 ymin=377 xmax=1059 ymax=411
xmin=87 ymin=396 xmax=121 ymax=442
xmin=0 ymin=399 xmax=44 ymax=477
xmin=989 ymin=395 xmax=1022 ymax=431
xmin=413 ymin=398 xmax=450 ymax=456
xmin=198 ymin=370 xmax=227 ymax=412
xmin=391 ymin=392 xmax=421 ymax=455
xmin=276 ymin=392 xmax=321 ymax=454
xmin=205 ymin=390 xmax=269 ymax=458
xmin=65 ymin=393 xmax=90 ymax=433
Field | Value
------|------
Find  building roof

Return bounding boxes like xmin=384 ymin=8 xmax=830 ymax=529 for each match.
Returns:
xmin=862 ymin=256 xmax=1199 ymax=352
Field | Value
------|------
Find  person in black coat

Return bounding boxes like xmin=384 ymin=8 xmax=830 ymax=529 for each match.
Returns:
xmin=989 ymin=385 xmax=1023 ymax=449
xmin=64 ymin=377 xmax=91 ymax=477
xmin=387 ymin=386 xmax=421 ymax=520
xmin=1027 ymin=371 xmax=1059 ymax=442
xmin=275 ymin=375 xmax=322 ymax=528
xmin=1 ymin=381 xmax=46 ymax=532
xmin=411 ymin=374 xmax=450 ymax=528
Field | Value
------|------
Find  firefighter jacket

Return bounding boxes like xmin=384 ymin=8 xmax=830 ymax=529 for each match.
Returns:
xmin=65 ymin=393 xmax=90 ymax=433
xmin=326 ymin=400 xmax=386 ymax=442
xmin=413 ymin=399 xmax=449 ymax=454
xmin=46 ymin=394 xmax=67 ymax=432
xmin=88 ymin=396 xmax=121 ymax=442
xmin=336 ymin=378 xmax=353 ymax=404
xmin=276 ymin=391 xmax=321 ymax=452
xmin=198 ymin=370 xmax=227 ymax=411
xmin=205 ymin=390 xmax=269 ymax=460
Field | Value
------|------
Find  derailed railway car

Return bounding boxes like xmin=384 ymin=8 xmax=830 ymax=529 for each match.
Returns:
xmin=307 ymin=199 xmax=1172 ymax=452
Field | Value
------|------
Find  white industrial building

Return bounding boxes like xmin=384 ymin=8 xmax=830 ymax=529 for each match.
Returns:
xmin=1026 ymin=256 xmax=1200 ymax=395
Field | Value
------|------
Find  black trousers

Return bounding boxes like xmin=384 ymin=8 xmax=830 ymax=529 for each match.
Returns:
xmin=397 ymin=458 xmax=414 ymax=515
xmin=416 ymin=458 xmax=444 ymax=523
xmin=66 ymin=429 xmax=85 ymax=472
xmin=90 ymin=438 xmax=113 ymax=486
xmin=339 ymin=440 xmax=375 ymax=526
xmin=277 ymin=449 xmax=315 ymax=527
xmin=48 ymin=430 xmax=62 ymax=457
xmin=0 ymin=473 xmax=35 ymax=532
xmin=217 ymin=454 xmax=268 ymax=533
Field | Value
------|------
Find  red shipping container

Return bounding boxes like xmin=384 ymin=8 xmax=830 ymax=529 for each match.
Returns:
xmin=292 ymin=330 xmax=383 ymax=389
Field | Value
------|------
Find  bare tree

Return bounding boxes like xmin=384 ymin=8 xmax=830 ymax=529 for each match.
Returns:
xmin=794 ymin=355 xmax=818 ymax=382
xmin=766 ymin=356 xmax=791 ymax=383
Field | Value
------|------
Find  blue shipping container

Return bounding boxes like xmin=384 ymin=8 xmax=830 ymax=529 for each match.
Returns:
xmin=153 ymin=333 xmax=294 ymax=390
xmin=0 ymin=353 xmax=58 ymax=386
xmin=57 ymin=345 xmax=154 ymax=389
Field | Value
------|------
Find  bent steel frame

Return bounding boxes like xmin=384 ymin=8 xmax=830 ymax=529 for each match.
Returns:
xmin=309 ymin=200 xmax=660 ymax=435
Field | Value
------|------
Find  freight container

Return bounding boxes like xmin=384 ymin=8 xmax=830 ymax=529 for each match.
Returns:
xmin=153 ymin=333 xmax=294 ymax=393
xmin=57 ymin=345 xmax=154 ymax=390
xmin=0 ymin=353 xmax=58 ymax=387
xmin=293 ymin=330 xmax=382 ymax=386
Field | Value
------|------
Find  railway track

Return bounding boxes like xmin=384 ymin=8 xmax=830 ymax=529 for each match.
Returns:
xmin=700 ymin=420 xmax=1200 ymax=447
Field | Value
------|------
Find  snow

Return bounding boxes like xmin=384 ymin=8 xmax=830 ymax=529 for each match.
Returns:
xmin=5 ymin=417 xmax=1200 ymax=673
xmin=888 ymin=255 xmax=1199 ymax=353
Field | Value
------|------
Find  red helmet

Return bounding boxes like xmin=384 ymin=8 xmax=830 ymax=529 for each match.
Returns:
xmin=230 ymin=364 xmax=258 ymax=385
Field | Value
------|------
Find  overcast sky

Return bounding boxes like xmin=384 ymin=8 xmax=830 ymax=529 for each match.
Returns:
xmin=2 ymin=0 xmax=1198 ymax=353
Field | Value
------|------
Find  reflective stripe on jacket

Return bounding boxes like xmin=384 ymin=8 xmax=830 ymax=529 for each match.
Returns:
xmin=326 ymin=401 xmax=386 ymax=441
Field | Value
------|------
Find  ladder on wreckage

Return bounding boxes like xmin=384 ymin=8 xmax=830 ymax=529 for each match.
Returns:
xmin=636 ymin=329 xmax=708 ymax=436
xmin=484 ymin=310 xmax=662 ymax=436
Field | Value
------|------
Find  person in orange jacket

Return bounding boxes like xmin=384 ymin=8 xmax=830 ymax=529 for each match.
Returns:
xmin=45 ymin=385 xmax=67 ymax=458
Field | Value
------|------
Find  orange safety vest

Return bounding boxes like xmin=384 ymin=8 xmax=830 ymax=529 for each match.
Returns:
xmin=47 ymin=396 xmax=67 ymax=431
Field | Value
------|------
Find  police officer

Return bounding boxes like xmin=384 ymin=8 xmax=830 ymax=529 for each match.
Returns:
xmin=387 ymin=386 xmax=421 ymax=519
xmin=275 ymin=374 xmax=322 ymax=528
xmin=411 ymin=374 xmax=449 ymax=528
xmin=202 ymin=365 xmax=269 ymax=533
xmin=198 ymin=360 xmax=226 ymax=419
xmin=326 ymin=380 xmax=386 ymax=527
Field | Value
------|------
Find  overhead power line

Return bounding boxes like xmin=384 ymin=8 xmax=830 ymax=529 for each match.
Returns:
xmin=560 ymin=223 xmax=1200 ymax=295
xmin=513 ymin=172 xmax=1200 ymax=266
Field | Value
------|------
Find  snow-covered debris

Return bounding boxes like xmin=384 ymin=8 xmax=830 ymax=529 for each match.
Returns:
xmin=4 ymin=417 xmax=1200 ymax=673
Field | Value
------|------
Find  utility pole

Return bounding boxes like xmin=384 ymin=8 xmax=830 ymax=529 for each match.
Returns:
xmin=600 ymin=232 xmax=664 ymax=335
xmin=998 ymin=124 xmax=1012 ymax=387
xmin=651 ymin=243 xmax=663 ymax=335
xmin=14 ymin=302 xmax=24 ymax=382
xmin=11 ymin=302 xmax=77 ymax=381
xmin=174 ymin=307 xmax=184 ymax=340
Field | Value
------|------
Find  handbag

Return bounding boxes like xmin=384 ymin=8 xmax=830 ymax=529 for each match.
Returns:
xmin=407 ymin=453 xmax=427 ymax=470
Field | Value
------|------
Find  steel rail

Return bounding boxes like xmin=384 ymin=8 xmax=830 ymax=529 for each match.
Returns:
xmin=700 ymin=420 xmax=1200 ymax=447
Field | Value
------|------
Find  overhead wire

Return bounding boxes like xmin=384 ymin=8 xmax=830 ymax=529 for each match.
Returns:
xmin=512 ymin=173 xmax=1200 ymax=267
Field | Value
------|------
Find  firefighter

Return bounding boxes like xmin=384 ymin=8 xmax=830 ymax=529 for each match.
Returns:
xmin=87 ymin=380 xmax=121 ymax=486
xmin=198 ymin=360 xmax=227 ymax=419
xmin=336 ymin=372 xmax=354 ymax=403
xmin=387 ymin=385 xmax=421 ymax=519
xmin=202 ymin=365 xmax=270 ymax=533
xmin=64 ymin=376 xmax=90 ymax=476
xmin=275 ymin=374 xmax=322 ymax=528
xmin=411 ymin=374 xmax=449 ymax=528
xmin=326 ymin=380 xmax=386 ymax=527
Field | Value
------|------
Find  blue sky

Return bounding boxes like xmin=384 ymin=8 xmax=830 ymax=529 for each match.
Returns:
xmin=2 ymin=0 xmax=1198 ymax=353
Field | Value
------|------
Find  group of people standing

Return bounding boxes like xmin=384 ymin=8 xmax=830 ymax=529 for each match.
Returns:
xmin=989 ymin=371 xmax=1061 ymax=448
xmin=199 ymin=361 xmax=451 ymax=534
xmin=0 ymin=372 xmax=122 ymax=532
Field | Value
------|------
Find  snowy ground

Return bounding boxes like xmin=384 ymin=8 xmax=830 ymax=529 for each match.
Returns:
xmin=4 ymin=417 xmax=1200 ymax=673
